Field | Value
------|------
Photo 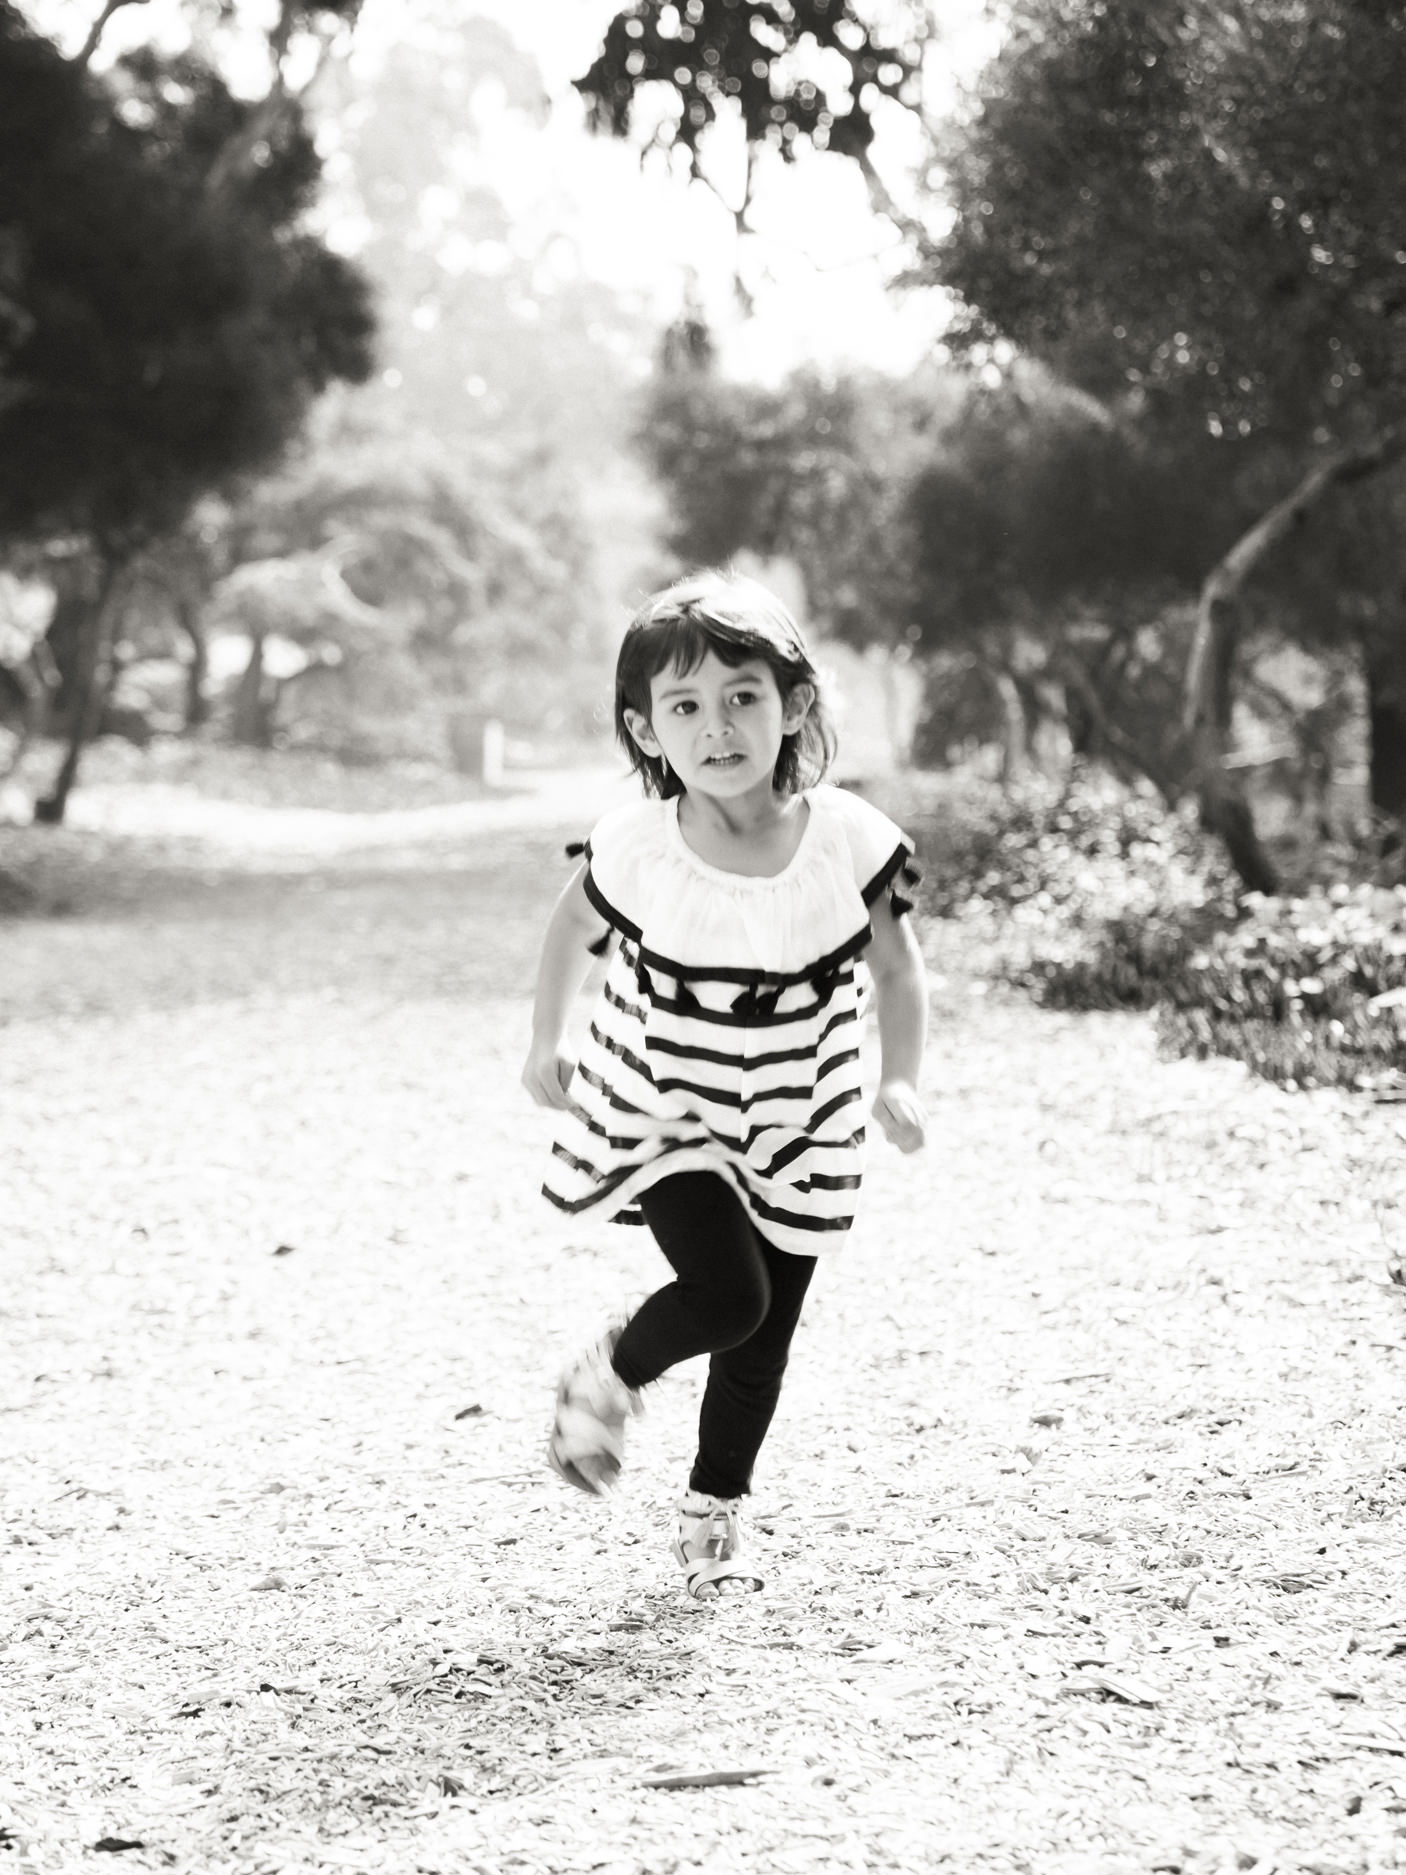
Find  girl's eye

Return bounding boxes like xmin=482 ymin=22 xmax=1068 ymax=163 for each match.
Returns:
xmin=671 ymin=699 xmax=698 ymax=716
xmin=730 ymin=690 xmax=757 ymax=707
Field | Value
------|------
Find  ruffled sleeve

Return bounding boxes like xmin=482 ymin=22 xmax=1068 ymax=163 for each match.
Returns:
xmin=818 ymin=785 xmax=920 ymax=917
xmin=577 ymin=799 xmax=669 ymax=942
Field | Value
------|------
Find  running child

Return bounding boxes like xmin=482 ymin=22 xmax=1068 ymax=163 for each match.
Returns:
xmin=521 ymin=571 xmax=928 ymax=1601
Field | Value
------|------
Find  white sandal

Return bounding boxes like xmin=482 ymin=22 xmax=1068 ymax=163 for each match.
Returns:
xmin=547 ymin=1326 xmax=641 ymax=1497
xmin=671 ymin=1494 xmax=765 ymax=1601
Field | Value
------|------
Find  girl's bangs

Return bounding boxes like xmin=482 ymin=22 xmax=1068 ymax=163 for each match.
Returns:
xmin=642 ymin=605 xmax=807 ymax=684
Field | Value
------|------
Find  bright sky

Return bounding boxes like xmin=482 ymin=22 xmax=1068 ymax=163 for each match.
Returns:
xmin=36 ymin=0 xmax=999 ymax=381
xmin=407 ymin=0 xmax=999 ymax=381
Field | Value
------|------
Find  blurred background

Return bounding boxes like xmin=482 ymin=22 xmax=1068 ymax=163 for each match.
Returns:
xmin=7 ymin=0 xmax=1406 ymax=1089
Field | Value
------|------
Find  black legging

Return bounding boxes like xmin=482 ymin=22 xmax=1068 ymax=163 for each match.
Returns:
xmin=610 ymin=1171 xmax=817 ymax=1500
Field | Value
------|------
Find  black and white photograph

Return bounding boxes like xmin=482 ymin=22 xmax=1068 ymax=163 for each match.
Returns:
xmin=3 ymin=3 xmax=1404 ymax=1871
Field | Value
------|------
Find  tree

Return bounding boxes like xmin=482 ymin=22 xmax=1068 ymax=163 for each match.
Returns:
xmin=577 ymin=0 xmax=929 ymax=233
xmin=642 ymin=333 xmax=1265 ymax=794
xmin=0 ymin=2 xmax=374 ymax=819
xmin=309 ymin=12 xmax=648 ymax=722
xmin=926 ymin=0 xmax=1406 ymax=879
xmin=640 ymin=327 xmax=949 ymax=645
xmin=899 ymin=367 xmax=1264 ymax=794
xmin=198 ymin=408 xmax=595 ymax=754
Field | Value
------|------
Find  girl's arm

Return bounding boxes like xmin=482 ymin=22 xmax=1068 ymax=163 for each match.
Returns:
xmin=865 ymin=901 xmax=929 ymax=1153
xmin=521 ymin=864 xmax=610 ymax=1110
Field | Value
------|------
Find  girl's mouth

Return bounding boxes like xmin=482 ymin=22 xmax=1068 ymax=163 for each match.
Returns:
xmin=703 ymin=752 xmax=744 ymax=768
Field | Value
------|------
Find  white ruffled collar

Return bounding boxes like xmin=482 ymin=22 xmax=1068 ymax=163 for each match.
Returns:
xmin=664 ymin=792 xmax=817 ymax=889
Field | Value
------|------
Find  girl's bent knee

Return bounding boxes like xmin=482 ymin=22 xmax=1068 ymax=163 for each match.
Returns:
xmin=695 ymin=1274 xmax=770 ymax=1351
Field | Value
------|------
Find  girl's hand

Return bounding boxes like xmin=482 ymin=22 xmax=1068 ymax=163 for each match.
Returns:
xmin=522 ymin=1041 xmax=576 ymax=1110
xmin=873 ymin=1080 xmax=926 ymax=1154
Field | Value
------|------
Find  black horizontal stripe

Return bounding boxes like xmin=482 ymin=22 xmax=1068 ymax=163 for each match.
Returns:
xmin=640 ymin=984 xmax=853 ymax=1030
xmin=644 ymin=1032 xmax=826 ymax=1072
xmin=587 ymin=1022 xmax=654 ymax=1085
xmin=544 ymin=1177 xmax=635 ymax=1217
xmin=576 ymin=1063 xmax=653 ymax=1116
xmin=543 ymin=1137 xmax=722 ymax=1215
xmin=742 ymin=1083 xmax=831 ymax=1109
xmin=758 ymin=1122 xmax=865 ymax=1181
xmin=633 ymin=925 xmax=870 ymax=990
xmin=652 ymin=1074 xmax=853 ymax=1122
xmin=813 ymin=1045 xmax=862 ymax=1085
xmin=817 ymin=1004 xmax=851 ymax=1047
xmin=810 ymin=1085 xmax=865 ymax=1132
xmin=547 ymin=1143 xmax=642 ymax=1200
xmin=653 ymin=1074 xmax=745 ymax=1110
xmin=743 ymin=1190 xmax=855 ymax=1234
xmin=601 ymin=980 xmax=646 ymax=1024
xmin=575 ymin=1109 xmax=661 ymax=1152
xmin=572 ymin=1091 xmax=862 ymax=1166
xmin=861 ymin=838 xmax=916 ymax=907
xmin=583 ymin=871 xmax=641 ymax=942
xmin=548 ymin=1134 xmax=865 ymax=1237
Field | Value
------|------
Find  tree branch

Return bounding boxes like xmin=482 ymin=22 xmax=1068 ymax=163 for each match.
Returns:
xmin=1183 ymin=425 xmax=1406 ymax=736
xmin=75 ymin=0 xmax=150 ymax=72
xmin=204 ymin=4 xmax=345 ymax=198
xmin=852 ymin=149 xmax=931 ymax=253
xmin=1055 ymin=650 xmax=1188 ymax=804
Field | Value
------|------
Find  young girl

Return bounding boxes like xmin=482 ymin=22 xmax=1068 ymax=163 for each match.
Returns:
xmin=521 ymin=572 xmax=928 ymax=1602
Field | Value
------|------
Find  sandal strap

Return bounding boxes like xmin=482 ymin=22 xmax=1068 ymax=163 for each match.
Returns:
xmin=673 ymin=1497 xmax=764 ymax=1598
xmin=680 ymin=1553 xmax=765 ymax=1600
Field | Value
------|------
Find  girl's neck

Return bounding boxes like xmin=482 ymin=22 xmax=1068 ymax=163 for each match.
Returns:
xmin=675 ymin=785 xmax=809 ymax=878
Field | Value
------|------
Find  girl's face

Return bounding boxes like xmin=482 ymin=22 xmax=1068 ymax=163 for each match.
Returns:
xmin=624 ymin=649 xmax=812 ymax=805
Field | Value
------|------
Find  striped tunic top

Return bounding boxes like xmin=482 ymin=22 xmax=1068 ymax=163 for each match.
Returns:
xmin=542 ymin=784 xmax=916 ymax=1256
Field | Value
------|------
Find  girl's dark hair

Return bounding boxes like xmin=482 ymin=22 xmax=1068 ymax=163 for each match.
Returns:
xmin=614 ymin=572 xmax=837 ymax=799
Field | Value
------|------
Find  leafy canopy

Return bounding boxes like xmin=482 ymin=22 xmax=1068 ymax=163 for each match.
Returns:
xmin=929 ymin=0 xmax=1406 ymax=446
xmin=0 ymin=2 xmax=374 ymax=555
xmin=577 ymin=0 xmax=926 ymax=173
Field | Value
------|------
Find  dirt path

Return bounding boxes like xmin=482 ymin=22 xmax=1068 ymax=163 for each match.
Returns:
xmin=2 ymin=772 xmax=1404 ymax=1875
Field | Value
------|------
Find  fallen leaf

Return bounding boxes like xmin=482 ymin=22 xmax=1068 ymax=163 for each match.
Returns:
xmin=1064 ymin=1671 xmax=1161 ymax=1707
xmin=638 ymin=1766 xmax=773 ymax=1790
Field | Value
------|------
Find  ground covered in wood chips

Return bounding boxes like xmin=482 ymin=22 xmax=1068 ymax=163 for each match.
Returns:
xmin=2 ymin=752 xmax=1404 ymax=1875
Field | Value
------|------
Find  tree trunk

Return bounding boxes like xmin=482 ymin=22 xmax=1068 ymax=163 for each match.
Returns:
xmin=0 ymin=652 xmax=54 ymax=780
xmin=230 ymin=632 xmax=273 ymax=746
xmin=34 ymin=555 xmax=122 ymax=824
xmin=990 ymin=667 xmax=1029 ymax=785
xmin=1182 ymin=430 xmax=1406 ymax=893
xmin=42 ymin=568 xmax=95 ymax=729
xmin=1362 ymin=629 xmax=1406 ymax=845
xmin=177 ymin=598 xmax=211 ymax=729
xmin=1057 ymin=652 xmax=1188 ymax=805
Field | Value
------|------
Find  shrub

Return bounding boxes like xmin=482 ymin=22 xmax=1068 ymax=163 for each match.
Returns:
xmin=903 ymin=768 xmax=1406 ymax=1091
xmin=1158 ymin=887 xmax=1406 ymax=1090
xmin=907 ymin=771 xmax=1236 ymax=1010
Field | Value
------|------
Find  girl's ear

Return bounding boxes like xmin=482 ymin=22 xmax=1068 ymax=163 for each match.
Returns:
xmin=622 ymin=706 xmax=661 ymax=756
xmin=781 ymin=682 xmax=814 ymax=733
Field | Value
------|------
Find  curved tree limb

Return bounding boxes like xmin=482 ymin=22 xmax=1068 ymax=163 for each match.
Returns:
xmin=1181 ymin=423 xmax=1406 ymax=891
xmin=1184 ymin=425 xmax=1406 ymax=737
xmin=75 ymin=0 xmax=150 ymax=72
